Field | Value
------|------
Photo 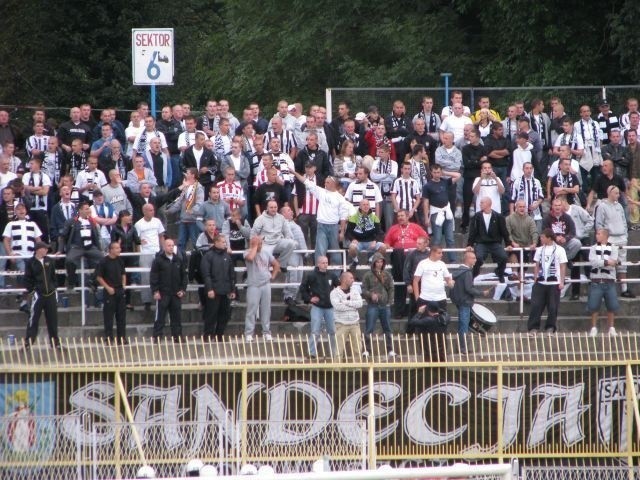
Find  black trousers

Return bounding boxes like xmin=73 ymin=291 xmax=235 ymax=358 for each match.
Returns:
xmin=26 ymin=291 xmax=59 ymax=346
xmin=461 ymin=177 xmax=475 ymax=228
xmin=296 ymin=214 xmax=317 ymax=250
xmin=390 ymin=249 xmax=407 ymax=316
xmin=412 ymin=298 xmax=448 ymax=361
xmin=65 ymin=246 xmax=103 ymax=287
xmin=103 ymin=287 xmax=126 ymax=339
xmin=153 ymin=294 xmax=183 ymax=339
xmin=473 ymin=242 xmax=508 ymax=279
xmin=203 ymin=294 xmax=232 ymax=340
xmin=526 ymin=283 xmax=560 ymax=332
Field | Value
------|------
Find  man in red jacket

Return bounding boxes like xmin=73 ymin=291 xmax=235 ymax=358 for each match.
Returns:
xmin=384 ymin=210 xmax=428 ymax=318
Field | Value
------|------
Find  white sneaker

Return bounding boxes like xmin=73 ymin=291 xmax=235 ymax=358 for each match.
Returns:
xmin=469 ymin=207 xmax=475 ymax=216
xmin=589 ymin=327 xmax=598 ymax=337
xmin=608 ymin=327 xmax=617 ymax=337
xmin=454 ymin=206 xmax=462 ymax=218
xmin=263 ymin=333 xmax=273 ymax=341
xmin=245 ymin=335 xmax=254 ymax=343
xmin=388 ymin=351 xmax=397 ymax=359
xmin=361 ymin=351 xmax=369 ymax=359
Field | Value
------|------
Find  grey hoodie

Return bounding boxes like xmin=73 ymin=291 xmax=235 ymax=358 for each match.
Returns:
xmin=251 ymin=211 xmax=292 ymax=245
xmin=595 ymin=200 xmax=627 ymax=241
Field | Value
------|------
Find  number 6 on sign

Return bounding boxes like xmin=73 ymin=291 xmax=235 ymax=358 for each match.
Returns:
xmin=147 ymin=51 xmax=161 ymax=80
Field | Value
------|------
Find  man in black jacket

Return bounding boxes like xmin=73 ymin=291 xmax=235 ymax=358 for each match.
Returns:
xmin=200 ymin=235 xmax=236 ymax=340
xmin=24 ymin=241 xmax=59 ymax=348
xmin=150 ymin=237 xmax=188 ymax=342
xmin=466 ymin=197 xmax=512 ymax=281
xmin=58 ymin=201 xmax=104 ymax=290
xmin=299 ymin=255 xmax=339 ymax=358
xmin=461 ymin=129 xmax=487 ymax=232
xmin=182 ymin=132 xmax=219 ymax=192
xmin=451 ymin=251 xmax=490 ymax=353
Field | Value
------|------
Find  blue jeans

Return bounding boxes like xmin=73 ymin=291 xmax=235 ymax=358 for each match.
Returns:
xmin=315 ymin=222 xmax=341 ymax=265
xmin=364 ymin=304 xmax=393 ymax=352
xmin=308 ymin=305 xmax=337 ymax=357
xmin=457 ymin=305 xmax=471 ymax=352
xmin=170 ymin=154 xmax=182 ymax=189
xmin=178 ymin=222 xmax=200 ymax=251
xmin=429 ymin=214 xmax=455 ymax=263
xmin=587 ymin=281 xmax=619 ymax=313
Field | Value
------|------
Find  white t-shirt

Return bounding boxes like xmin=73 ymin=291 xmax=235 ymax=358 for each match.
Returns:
xmin=547 ymin=158 xmax=581 ymax=179
xmin=534 ymin=243 xmax=568 ymax=284
xmin=414 ymin=258 xmax=451 ymax=301
xmin=135 ymin=217 xmax=165 ymax=254
xmin=439 ymin=114 xmax=472 ymax=142
xmin=472 ymin=177 xmax=502 ymax=213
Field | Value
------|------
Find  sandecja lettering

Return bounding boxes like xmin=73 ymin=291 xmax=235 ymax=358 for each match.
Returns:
xmin=56 ymin=378 xmax=608 ymax=454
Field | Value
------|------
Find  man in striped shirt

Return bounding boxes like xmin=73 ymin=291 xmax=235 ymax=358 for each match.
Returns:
xmin=26 ymin=121 xmax=49 ymax=159
xmin=391 ymin=162 xmax=421 ymax=222
xmin=3 ymin=203 xmax=42 ymax=313
xmin=344 ymin=166 xmax=382 ymax=218
xmin=265 ymin=116 xmax=298 ymax=159
xmin=216 ymin=167 xmax=246 ymax=217
xmin=293 ymin=162 xmax=320 ymax=249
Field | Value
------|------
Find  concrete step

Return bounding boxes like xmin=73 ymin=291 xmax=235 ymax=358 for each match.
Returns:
xmin=2 ymin=297 xmax=639 ymax=342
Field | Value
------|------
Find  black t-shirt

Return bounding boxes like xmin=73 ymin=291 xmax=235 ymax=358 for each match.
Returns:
xmin=95 ymin=256 xmax=125 ymax=288
xmin=593 ymin=174 xmax=626 ymax=199
xmin=483 ymin=135 xmax=510 ymax=168
xmin=422 ymin=178 xmax=452 ymax=208
xmin=551 ymin=173 xmax=580 ymax=205
xmin=253 ymin=182 xmax=287 ymax=211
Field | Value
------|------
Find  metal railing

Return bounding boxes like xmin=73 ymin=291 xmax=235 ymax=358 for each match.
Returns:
xmin=1 ymin=244 xmax=638 ymax=325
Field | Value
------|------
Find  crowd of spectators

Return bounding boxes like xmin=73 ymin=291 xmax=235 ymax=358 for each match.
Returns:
xmin=2 ymin=92 xmax=639 ymax=347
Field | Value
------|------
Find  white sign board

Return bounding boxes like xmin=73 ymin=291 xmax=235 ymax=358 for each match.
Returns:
xmin=132 ymin=28 xmax=174 ymax=85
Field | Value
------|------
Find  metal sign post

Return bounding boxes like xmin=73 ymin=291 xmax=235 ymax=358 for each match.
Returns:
xmin=132 ymin=28 xmax=174 ymax=118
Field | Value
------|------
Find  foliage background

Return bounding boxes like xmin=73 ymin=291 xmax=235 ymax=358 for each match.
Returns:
xmin=0 ymin=0 xmax=636 ymax=118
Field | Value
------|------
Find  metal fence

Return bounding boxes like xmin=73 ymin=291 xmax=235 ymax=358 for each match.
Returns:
xmin=3 ymin=334 xmax=640 ymax=478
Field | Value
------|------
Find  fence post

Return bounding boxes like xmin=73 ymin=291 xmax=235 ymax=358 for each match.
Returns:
xmin=625 ymin=363 xmax=639 ymax=479
xmin=519 ymin=248 xmax=524 ymax=320
xmin=367 ymin=366 xmax=376 ymax=469
xmin=241 ymin=368 xmax=249 ymax=468
xmin=325 ymin=88 xmax=333 ymax=123
xmin=80 ymin=257 xmax=86 ymax=327
xmin=497 ymin=364 xmax=504 ymax=463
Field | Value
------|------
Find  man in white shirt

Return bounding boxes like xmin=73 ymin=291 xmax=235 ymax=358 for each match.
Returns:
xmin=440 ymin=91 xmax=471 ymax=120
xmin=177 ymin=116 xmax=203 ymax=154
xmin=294 ymin=171 xmax=352 ymax=265
xmin=134 ymin=203 xmax=166 ymax=309
xmin=472 ymin=161 xmax=505 ymax=214
xmin=526 ymin=228 xmax=567 ymax=335
xmin=439 ymin=103 xmax=473 ymax=143
xmin=132 ymin=115 xmax=169 ymax=156
xmin=75 ymin=155 xmax=108 ymax=202
xmin=0 ymin=155 xmax=17 ymax=190
xmin=23 ymin=157 xmax=52 ymax=242
xmin=412 ymin=244 xmax=454 ymax=312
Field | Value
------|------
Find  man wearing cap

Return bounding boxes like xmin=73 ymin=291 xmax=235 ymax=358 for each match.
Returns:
xmin=597 ymin=99 xmax=620 ymax=145
xmin=24 ymin=241 xmax=60 ymax=348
